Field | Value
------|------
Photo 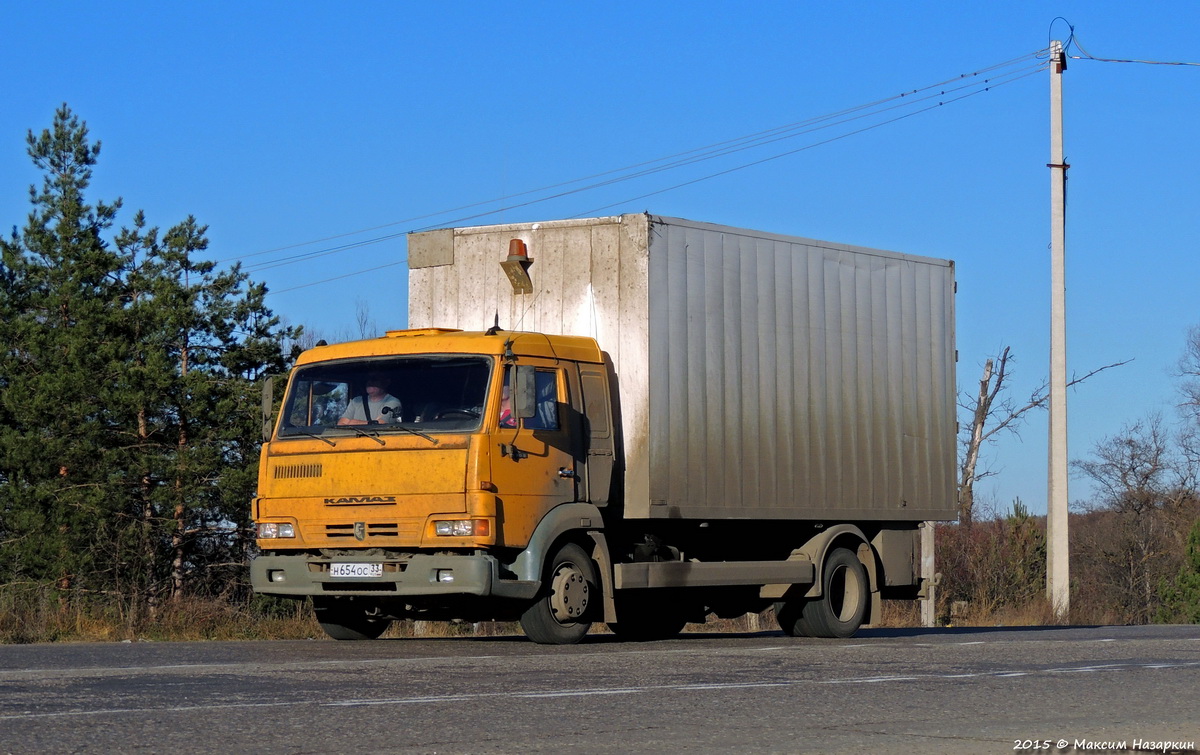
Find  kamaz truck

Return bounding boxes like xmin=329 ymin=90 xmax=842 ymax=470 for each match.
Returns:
xmin=250 ymin=214 xmax=956 ymax=644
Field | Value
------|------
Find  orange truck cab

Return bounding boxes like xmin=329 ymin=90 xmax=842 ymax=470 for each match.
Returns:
xmin=251 ymin=328 xmax=616 ymax=643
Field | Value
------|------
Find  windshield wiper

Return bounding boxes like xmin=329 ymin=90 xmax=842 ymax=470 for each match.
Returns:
xmin=345 ymin=425 xmax=386 ymax=445
xmin=397 ymin=424 xmax=439 ymax=445
xmin=290 ymin=430 xmax=335 ymax=446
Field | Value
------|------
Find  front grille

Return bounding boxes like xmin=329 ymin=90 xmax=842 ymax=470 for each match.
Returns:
xmin=273 ymin=463 xmax=323 ymax=479
xmin=325 ymin=523 xmax=404 ymax=539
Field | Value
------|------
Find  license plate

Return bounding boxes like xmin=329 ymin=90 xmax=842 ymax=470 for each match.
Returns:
xmin=329 ymin=562 xmax=383 ymax=578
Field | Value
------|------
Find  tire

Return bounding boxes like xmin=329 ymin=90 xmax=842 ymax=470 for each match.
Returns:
xmin=607 ymin=592 xmax=688 ymax=642
xmin=519 ymin=543 xmax=598 ymax=645
xmin=775 ymin=547 xmax=868 ymax=639
xmin=312 ymin=597 xmax=392 ymax=641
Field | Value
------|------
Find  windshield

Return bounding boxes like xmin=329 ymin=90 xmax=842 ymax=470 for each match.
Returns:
xmin=278 ymin=355 xmax=492 ymax=437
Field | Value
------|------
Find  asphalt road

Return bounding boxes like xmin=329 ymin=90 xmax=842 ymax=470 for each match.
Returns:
xmin=0 ymin=625 xmax=1197 ymax=754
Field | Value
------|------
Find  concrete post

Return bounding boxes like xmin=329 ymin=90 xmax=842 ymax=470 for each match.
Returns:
xmin=921 ymin=521 xmax=936 ymax=627
xmin=1047 ymin=40 xmax=1071 ymax=619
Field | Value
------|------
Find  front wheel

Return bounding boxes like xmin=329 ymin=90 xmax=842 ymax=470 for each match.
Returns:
xmin=519 ymin=543 xmax=598 ymax=645
xmin=775 ymin=547 xmax=868 ymax=639
xmin=312 ymin=597 xmax=392 ymax=641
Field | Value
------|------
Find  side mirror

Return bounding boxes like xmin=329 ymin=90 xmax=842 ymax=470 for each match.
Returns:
xmin=261 ymin=376 xmax=275 ymax=442
xmin=513 ymin=365 xmax=537 ymax=420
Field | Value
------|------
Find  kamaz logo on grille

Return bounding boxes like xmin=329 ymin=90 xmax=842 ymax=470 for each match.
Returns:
xmin=354 ymin=522 xmax=366 ymax=541
xmin=323 ymin=495 xmax=397 ymax=505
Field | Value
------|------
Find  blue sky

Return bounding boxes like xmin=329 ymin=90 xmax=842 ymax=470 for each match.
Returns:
xmin=3 ymin=2 xmax=1198 ymax=515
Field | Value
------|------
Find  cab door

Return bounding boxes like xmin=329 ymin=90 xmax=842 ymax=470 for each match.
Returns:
xmin=490 ymin=361 xmax=578 ymax=547
xmin=578 ymin=364 xmax=615 ymax=506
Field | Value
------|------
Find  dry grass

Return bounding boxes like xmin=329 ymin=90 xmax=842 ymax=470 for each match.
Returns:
xmin=140 ymin=598 xmax=321 ymax=642
xmin=4 ymin=589 xmax=1075 ymax=645
xmin=0 ymin=588 xmax=322 ymax=644
xmin=877 ymin=599 xmax=923 ymax=627
xmin=938 ymin=595 xmax=1063 ymax=628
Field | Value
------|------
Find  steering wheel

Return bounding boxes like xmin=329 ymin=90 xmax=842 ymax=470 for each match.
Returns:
xmin=434 ymin=409 xmax=480 ymax=420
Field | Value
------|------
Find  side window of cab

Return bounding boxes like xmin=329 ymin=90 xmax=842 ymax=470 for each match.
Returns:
xmin=500 ymin=366 xmax=561 ymax=431
xmin=522 ymin=369 xmax=560 ymax=430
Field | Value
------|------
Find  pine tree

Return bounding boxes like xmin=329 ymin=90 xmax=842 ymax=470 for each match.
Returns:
xmin=1157 ymin=519 xmax=1200 ymax=624
xmin=0 ymin=105 xmax=127 ymax=595
xmin=0 ymin=105 xmax=299 ymax=619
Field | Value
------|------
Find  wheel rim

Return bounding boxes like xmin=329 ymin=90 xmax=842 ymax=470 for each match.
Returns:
xmin=828 ymin=563 xmax=863 ymax=623
xmin=549 ymin=561 xmax=590 ymax=624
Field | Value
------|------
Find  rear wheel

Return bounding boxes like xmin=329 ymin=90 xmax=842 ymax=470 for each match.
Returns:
xmin=312 ymin=597 xmax=392 ymax=641
xmin=775 ymin=547 xmax=868 ymax=639
xmin=519 ymin=543 xmax=597 ymax=645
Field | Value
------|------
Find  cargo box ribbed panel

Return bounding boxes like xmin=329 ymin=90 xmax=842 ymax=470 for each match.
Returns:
xmin=646 ymin=221 xmax=955 ymax=520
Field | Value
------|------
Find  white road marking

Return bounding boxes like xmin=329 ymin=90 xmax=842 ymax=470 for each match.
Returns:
xmin=516 ymin=689 xmax=641 ymax=698
xmin=0 ymin=655 xmax=502 ymax=678
xmin=822 ymin=676 xmax=921 ymax=684
xmin=2 ymin=660 xmax=1198 ymax=721
xmin=749 ymin=645 xmax=795 ymax=651
xmin=673 ymin=682 xmax=792 ymax=690
xmin=328 ymin=694 xmax=478 ymax=706
xmin=1046 ymin=664 xmax=1124 ymax=673
xmin=1 ymin=631 xmax=1185 ymax=680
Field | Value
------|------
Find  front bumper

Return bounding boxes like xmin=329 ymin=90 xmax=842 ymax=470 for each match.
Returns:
xmin=250 ymin=551 xmax=538 ymax=600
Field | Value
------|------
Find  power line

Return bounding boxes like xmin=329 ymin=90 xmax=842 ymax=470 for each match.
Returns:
xmin=265 ymin=67 xmax=1045 ymax=297
xmin=573 ymin=66 xmax=1047 ymax=217
xmin=1050 ymin=18 xmax=1200 ymax=68
xmin=242 ymin=49 xmax=1046 ymax=270
xmin=242 ymin=231 xmax=408 ymax=274
xmin=231 ymin=49 xmax=1047 ymax=267
xmin=414 ymin=59 xmax=1048 ymax=232
xmin=259 ymin=50 xmax=1049 ymax=296
xmin=270 ymin=259 xmax=408 ymax=295
xmin=1071 ymin=49 xmax=1200 ymax=67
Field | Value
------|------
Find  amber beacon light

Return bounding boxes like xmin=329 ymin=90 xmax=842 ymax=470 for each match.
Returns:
xmin=500 ymin=238 xmax=534 ymax=294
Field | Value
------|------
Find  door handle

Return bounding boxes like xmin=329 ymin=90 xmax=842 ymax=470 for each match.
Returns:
xmin=558 ymin=467 xmax=577 ymax=479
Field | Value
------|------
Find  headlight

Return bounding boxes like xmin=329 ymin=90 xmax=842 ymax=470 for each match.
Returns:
xmin=433 ymin=519 xmax=490 ymax=537
xmin=257 ymin=522 xmax=295 ymax=539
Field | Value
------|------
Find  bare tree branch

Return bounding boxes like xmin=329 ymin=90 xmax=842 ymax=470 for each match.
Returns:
xmin=957 ymin=347 xmax=1131 ymax=523
xmin=981 ymin=359 xmax=1133 ymax=447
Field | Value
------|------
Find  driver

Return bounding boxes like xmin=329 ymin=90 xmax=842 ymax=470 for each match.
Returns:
xmin=498 ymin=385 xmax=516 ymax=428
xmin=338 ymin=374 xmax=402 ymax=425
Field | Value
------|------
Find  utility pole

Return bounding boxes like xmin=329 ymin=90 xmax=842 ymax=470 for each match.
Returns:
xmin=1047 ymin=40 xmax=1070 ymax=619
